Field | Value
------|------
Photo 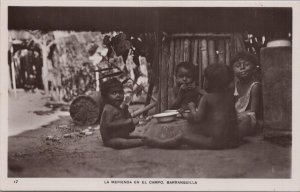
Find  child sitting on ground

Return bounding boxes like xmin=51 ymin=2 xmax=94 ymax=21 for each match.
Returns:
xmin=99 ymin=78 xmax=144 ymax=149
xmin=231 ymin=52 xmax=263 ymax=137
xmin=145 ymin=63 xmax=240 ymax=149
xmin=169 ymin=62 xmax=203 ymax=113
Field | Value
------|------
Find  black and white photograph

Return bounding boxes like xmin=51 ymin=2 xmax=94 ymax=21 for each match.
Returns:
xmin=0 ymin=1 xmax=299 ymax=191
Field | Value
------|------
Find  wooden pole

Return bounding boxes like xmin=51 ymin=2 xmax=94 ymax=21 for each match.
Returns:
xmin=156 ymin=33 xmax=161 ymax=113
xmin=198 ymin=39 xmax=203 ymax=88
xmin=208 ymin=39 xmax=216 ymax=65
xmin=191 ymin=39 xmax=198 ymax=66
xmin=183 ymin=39 xmax=190 ymax=62
xmin=168 ymin=39 xmax=175 ymax=108
xmin=10 ymin=46 xmax=17 ymax=98
xmin=201 ymin=39 xmax=208 ymax=77
xmin=218 ymin=39 xmax=226 ymax=64
xmin=95 ymin=66 xmax=100 ymax=91
xmin=169 ymin=39 xmax=175 ymax=88
xmin=225 ymin=39 xmax=231 ymax=66
xmin=174 ymin=39 xmax=180 ymax=70
xmin=160 ymin=40 xmax=169 ymax=111
xmin=132 ymin=101 xmax=158 ymax=118
xmin=180 ymin=39 xmax=184 ymax=62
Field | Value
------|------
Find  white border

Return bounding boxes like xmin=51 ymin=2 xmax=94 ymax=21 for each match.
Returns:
xmin=1 ymin=1 xmax=300 ymax=191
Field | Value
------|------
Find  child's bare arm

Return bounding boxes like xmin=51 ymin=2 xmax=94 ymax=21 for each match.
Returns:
xmin=187 ymin=96 xmax=207 ymax=123
xmin=169 ymin=84 xmax=188 ymax=109
xmin=101 ymin=109 xmax=135 ymax=133
xmin=169 ymin=90 xmax=183 ymax=110
xmin=249 ymin=83 xmax=262 ymax=116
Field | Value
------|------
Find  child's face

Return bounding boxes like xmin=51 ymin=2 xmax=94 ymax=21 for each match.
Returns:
xmin=107 ymin=86 xmax=124 ymax=107
xmin=233 ymin=58 xmax=255 ymax=80
xmin=176 ymin=67 xmax=193 ymax=86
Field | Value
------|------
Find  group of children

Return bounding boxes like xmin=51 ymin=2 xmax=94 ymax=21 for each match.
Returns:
xmin=99 ymin=51 xmax=262 ymax=150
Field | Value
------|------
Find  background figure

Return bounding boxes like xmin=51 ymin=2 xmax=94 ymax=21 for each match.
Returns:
xmin=76 ymin=62 xmax=94 ymax=95
xmin=33 ymin=51 xmax=43 ymax=90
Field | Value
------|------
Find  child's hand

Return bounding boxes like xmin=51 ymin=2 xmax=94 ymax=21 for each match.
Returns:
xmin=178 ymin=84 xmax=188 ymax=96
xmin=187 ymin=83 xmax=195 ymax=90
xmin=132 ymin=118 xmax=139 ymax=125
xmin=178 ymin=107 xmax=185 ymax=114
xmin=188 ymin=102 xmax=196 ymax=110
xmin=179 ymin=84 xmax=188 ymax=91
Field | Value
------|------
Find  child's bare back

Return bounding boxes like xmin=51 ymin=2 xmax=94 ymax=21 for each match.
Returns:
xmin=186 ymin=91 xmax=239 ymax=149
xmin=145 ymin=63 xmax=240 ymax=150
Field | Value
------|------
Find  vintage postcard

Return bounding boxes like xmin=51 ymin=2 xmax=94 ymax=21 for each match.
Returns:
xmin=0 ymin=0 xmax=300 ymax=191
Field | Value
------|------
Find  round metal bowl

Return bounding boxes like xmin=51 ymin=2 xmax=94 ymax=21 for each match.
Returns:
xmin=181 ymin=110 xmax=191 ymax=119
xmin=153 ymin=111 xmax=178 ymax=123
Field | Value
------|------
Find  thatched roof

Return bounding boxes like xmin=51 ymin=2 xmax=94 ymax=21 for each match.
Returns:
xmin=8 ymin=7 xmax=292 ymax=35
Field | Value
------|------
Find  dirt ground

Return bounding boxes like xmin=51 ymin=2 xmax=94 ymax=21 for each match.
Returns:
xmin=8 ymin=117 xmax=291 ymax=178
xmin=7 ymin=91 xmax=291 ymax=178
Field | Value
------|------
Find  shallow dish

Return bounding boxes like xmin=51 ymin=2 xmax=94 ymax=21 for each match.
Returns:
xmin=153 ymin=112 xmax=178 ymax=123
xmin=164 ymin=110 xmax=178 ymax=113
xmin=181 ymin=110 xmax=191 ymax=118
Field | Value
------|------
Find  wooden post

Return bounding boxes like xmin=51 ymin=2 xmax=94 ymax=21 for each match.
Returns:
xmin=201 ymin=39 xmax=208 ymax=77
xmin=95 ymin=66 xmax=100 ymax=91
xmin=183 ymin=39 xmax=190 ymax=62
xmin=208 ymin=39 xmax=216 ymax=65
xmin=156 ymin=33 xmax=162 ymax=113
xmin=168 ymin=39 xmax=175 ymax=108
xmin=218 ymin=39 xmax=226 ymax=64
xmin=225 ymin=39 xmax=231 ymax=66
xmin=192 ymin=39 xmax=198 ymax=66
xmin=169 ymin=39 xmax=175 ymax=88
xmin=180 ymin=39 xmax=184 ymax=62
xmin=174 ymin=39 xmax=180 ymax=71
xmin=198 ymin=39 xmax=203 ymax=88
xmin=160 ymin=40 xmax=169 ymax=112
xmin=10 ymin=46 xmax=17 ymax=98
xmin=191 ymin=39 xmax=198 ymax=84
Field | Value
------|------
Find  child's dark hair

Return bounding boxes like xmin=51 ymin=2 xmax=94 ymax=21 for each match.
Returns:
xmin=204 ymin=63 xmax=231 ymax=92
xmin=230 ymin=52 xmax=259 ymax=67
xmin=175 ymin=62 xmax=195 ymax=79
xmin=100 ymin=78 xmax=123 ymax=101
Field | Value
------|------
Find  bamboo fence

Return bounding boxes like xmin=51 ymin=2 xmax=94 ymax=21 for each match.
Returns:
xmin=157 ymin=33 xmax=234 ymax=112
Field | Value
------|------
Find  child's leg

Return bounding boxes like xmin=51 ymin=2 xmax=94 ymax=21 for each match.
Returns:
xmin=181 ymin=132 xmax=215 ymax=149
xmin=238 ymin=112 xmax=258 ymax=137
xmin=105 ymin=138 xmax=144 ymax=149
xmin=144 ymin=135 xmax=182 ymax=149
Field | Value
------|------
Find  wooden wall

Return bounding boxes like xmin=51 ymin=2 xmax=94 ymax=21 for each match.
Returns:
xmin=157 ymin=33 xmax=232 ymax=112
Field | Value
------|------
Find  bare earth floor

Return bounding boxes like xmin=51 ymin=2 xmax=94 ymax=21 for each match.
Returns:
xmin=8 ymin=116 xmax=291 ymax=178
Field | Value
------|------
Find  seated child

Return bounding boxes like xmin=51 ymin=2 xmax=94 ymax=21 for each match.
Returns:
xmin=145 ymin=63 xmax=240 ymax=149
xmin=231 ymin=52 xmax=263 ymax=137
xmin=169 ymin=62 xmax=203 ymax=113
xmin=99 ymin=78 xmax=144 ymax=149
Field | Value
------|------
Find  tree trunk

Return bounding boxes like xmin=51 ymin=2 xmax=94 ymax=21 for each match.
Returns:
xmin=41 ymin=45 xmax=49 ymax=95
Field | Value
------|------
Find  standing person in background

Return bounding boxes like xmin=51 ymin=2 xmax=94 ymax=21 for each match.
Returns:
xmin=33 ymin=51 xmax=43 ymax=90
xmin=231 ymin=52 xmax=263 ymax=137
xmin=76 ymin=62 xmax=93 ymax=95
